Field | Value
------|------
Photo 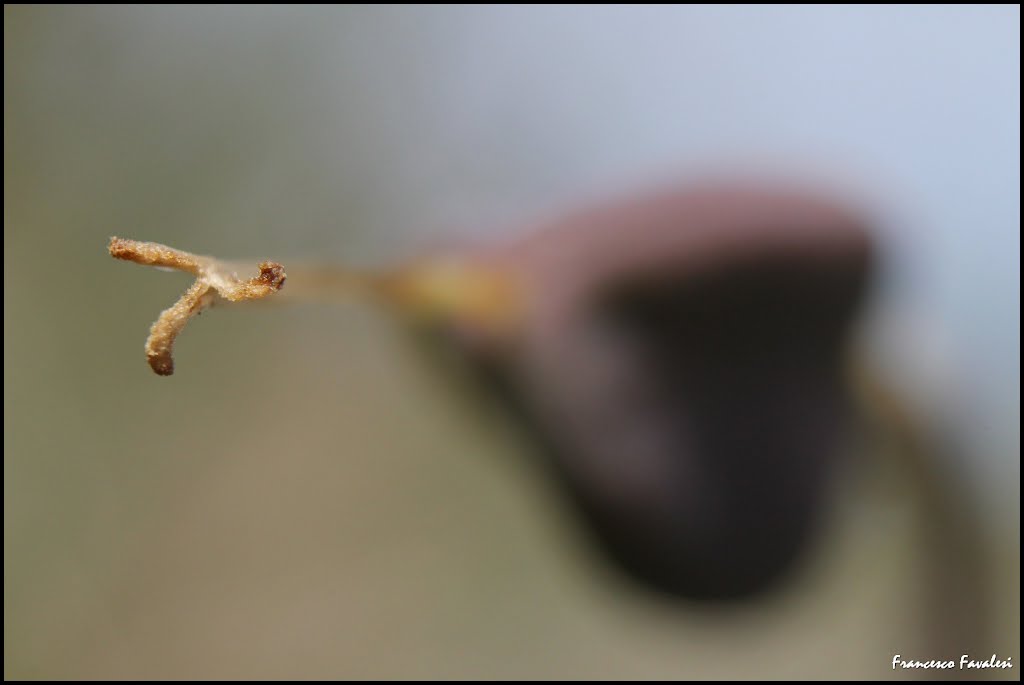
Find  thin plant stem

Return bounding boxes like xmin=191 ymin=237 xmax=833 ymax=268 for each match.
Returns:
xmin=108 ymin=236 xmax=522 ymax=376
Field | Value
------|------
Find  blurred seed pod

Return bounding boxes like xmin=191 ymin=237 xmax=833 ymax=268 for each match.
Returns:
xmin=410 ymin=182 xmax=876 ymax=601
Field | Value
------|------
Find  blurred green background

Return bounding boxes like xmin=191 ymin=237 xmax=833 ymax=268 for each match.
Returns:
xmin=4 ymin=6 xmax=1019 ymax=679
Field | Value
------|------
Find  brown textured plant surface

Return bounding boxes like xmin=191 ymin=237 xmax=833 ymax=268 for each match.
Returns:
xmin=109 ymin=237 xmax=287 ymax=376
xmin=109 ymin=236 xmax=527 ymax=377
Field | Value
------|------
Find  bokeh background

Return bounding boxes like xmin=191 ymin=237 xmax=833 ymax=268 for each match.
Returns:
xmin=4 ymin=5 xmax=1018 ymax=679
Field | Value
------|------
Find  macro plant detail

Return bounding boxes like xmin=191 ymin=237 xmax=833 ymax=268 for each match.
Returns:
xmin=108 ymin=237 xmax=288 ymax=376
xmin=109 ymin=236 xmax=521 ymax=377
xmin=105 ymin=182 xmax=990 ymax=665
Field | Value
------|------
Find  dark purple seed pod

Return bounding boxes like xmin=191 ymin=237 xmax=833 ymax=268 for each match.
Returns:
xmin=424 ymin=182 xmax=876 ymax=601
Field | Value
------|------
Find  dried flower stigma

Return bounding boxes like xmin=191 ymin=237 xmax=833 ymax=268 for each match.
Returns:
xmin=109 ymin=236 xmax=525 ymax=376
xmin=109 ymin=237 xmax=286 ymax=376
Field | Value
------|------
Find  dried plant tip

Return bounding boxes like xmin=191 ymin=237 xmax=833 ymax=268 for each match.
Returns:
xmin=146 ymin=281 xmax=214 ymax=376
xmin=109 ymin=236 xmax=202 ymax=275
xmin=109 ymin=236 xmax=286 ymax=376
xmin=109 ymin=237 xmax=523 ymax=376
xmin=208 ymin=261 xmax=287 ymax=302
